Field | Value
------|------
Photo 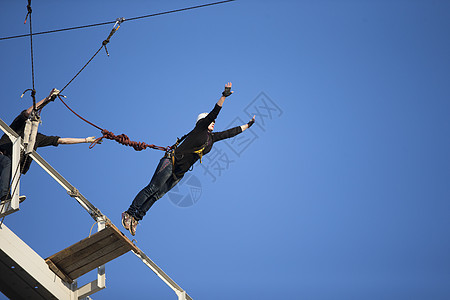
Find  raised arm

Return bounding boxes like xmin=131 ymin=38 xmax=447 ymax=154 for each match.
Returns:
xmin=25 ymin=88 xmax=60 ymax=117
xmin=198 ymin=82 xmax=235 ymax=128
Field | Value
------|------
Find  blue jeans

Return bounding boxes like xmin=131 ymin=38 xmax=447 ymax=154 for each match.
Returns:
xmin=0 ymin=154 xmax=12 ymax=200
xmin=127 ymin=157 xmax=181 ymax=221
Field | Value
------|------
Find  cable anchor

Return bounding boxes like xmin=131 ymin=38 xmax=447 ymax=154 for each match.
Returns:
xmin=102 ymin=17 xmax=125 ymax=56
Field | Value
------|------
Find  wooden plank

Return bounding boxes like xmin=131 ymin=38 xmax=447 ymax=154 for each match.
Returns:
xmin=45 ymin=259 xmax=73 ymax=284
xmin=105 ymin=222 xmax=140 ymax=253
xmin=56 ymin=233 xmax=118 ymax=270
xmin=45 ymin=223 xmax=138 ymax=283
xmin=99 ymin=244 xmax=131 ymax=264
xmin=64 ymin=238 xmax=125 ymax=274
xmin=46 ymin=227 xmax=116 ymax=265
xmin=68 ymin=244 xmax=130 ymax=280
xmin=66 ymin=238 xmax=126 ymax=273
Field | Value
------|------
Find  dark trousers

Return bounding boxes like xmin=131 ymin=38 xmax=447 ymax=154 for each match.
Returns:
xmin=127 ymin=157 xmax=181 ymax=221
xmin=0 ymin=154 xmax=12 ymax=200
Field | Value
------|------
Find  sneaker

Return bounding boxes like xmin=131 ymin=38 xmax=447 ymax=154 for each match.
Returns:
xmin=129 ymin=217 xmax=138 ymax=236
xmin=121 ymin=212 xmax=132 ymax=230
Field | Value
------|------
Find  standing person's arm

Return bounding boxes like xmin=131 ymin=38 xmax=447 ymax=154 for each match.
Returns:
xmin=25 ymin=88 xmax=60 ymax=117
xmin=58 ymin=136 xmax=100 ymax=145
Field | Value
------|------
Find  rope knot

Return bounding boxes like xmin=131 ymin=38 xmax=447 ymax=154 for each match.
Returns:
xmin=24 ymin=0 xmax=32 ymax=24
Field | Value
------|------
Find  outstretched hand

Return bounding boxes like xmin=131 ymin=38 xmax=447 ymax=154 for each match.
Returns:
xmin=222 ymin=82 xmax=234 ymax=97
xmin=47 ymin=88 xmax=60 ymax=102
xmin=247 ymin=115 xmax=256 ymax=128
xmin=86 ymin=136 xmax=102 ymax=144
xmin=240 ymin=115 xmax=255 ymax=132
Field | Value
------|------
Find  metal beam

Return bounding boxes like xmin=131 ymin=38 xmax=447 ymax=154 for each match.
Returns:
xmin=0 ymin=118 xmax=19 ymax=141
xmin=132 ymin=249 xmax=193 ymax=300
xmin=1 ymin=117 xmax=103 ymax=221
xmin=0 ymin=224 xmax=73 ymax=299
xmin=28 ymin=150 xmax=103 ymax=221
xmin=76 ymin=279 xmax=105 ymax=299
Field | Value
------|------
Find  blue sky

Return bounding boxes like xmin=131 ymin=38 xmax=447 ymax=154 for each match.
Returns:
xmin=1 ymin=0 xmax=450 ymax=299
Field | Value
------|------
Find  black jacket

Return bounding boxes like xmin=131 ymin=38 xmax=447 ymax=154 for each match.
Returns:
xmin=173 ymin=104 xmax=242 ymax=178
xmin=0 ymin=110 xmax=60 ymax=174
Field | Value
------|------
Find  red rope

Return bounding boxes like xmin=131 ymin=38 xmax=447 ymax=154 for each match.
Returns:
xmin=98 ymin=129 xmax=168 ymax=151
xmin=58 ymin=95 xmax=169 ymax=152
xmin=58 ymin=95 xmax=102 ymax=130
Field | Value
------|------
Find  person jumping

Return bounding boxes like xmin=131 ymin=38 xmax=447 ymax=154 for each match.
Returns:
xmin=122 ymin=82 xmax=255 ymax=235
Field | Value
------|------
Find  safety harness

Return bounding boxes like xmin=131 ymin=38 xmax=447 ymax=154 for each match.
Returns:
xmin=193 ymin=146 xmax=206 ymax=163
xmin=164 ymin=131 xmax=208 ymax=166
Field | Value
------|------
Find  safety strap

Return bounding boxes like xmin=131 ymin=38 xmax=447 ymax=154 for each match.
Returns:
xmin=193 ymin=146 xmax=206 ymax=163
xmin=167 ymin=130 xmax=209 ymax=163
xmin=193 ymin=134 xmax=212 ymax=163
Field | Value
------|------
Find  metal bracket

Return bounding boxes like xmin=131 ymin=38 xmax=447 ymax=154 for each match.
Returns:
xmin=67 ymin=188 xmax=81 ymax=198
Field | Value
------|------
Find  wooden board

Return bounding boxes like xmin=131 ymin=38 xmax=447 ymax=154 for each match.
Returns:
xmin=45 ymin=222 xmax=138 ymax=283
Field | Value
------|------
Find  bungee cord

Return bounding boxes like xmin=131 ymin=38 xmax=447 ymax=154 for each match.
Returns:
xmin=57 ymin=95 xmax=170 ymax=152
